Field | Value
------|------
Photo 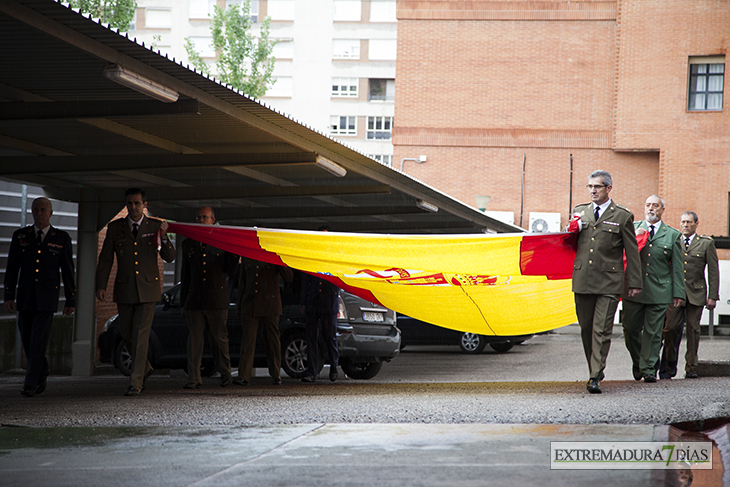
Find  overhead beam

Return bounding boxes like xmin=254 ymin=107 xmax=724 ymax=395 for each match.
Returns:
xmin=163 ymin=205 xmax=426 ymax=222
xmin=46 ymin=185 xmax=391 ymax=203
xmin=0 ymin=100 xmax=200 ymax=120
xmin=0 ymin=153 xmax=319 ymax=176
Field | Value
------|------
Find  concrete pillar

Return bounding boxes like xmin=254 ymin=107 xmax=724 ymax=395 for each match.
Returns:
xmin=71 ymin=190 xmax=100 ymax=376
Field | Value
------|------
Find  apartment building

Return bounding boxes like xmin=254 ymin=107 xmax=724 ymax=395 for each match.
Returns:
xmin=128 ymin=0 xmax=397 ymax=165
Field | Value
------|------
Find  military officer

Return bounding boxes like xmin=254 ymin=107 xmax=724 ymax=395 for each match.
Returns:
xmin=180 ymin=206 xmax=239 ymax=389
xmin=622 ymin=195 xmax=684 ymax=383
xmin=4 ymin=197 xmax=76 ymax=397
xmin=571 ymin=170 xmax=642 ymax=394
xmin=660 ymin=211 xmax=719 ymax=379
xmin=96 ymin=188 xmax=175 ymax=396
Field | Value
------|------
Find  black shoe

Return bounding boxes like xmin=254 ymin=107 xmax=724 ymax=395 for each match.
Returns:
xmin=632 ymin=367 xmax=642 ymax=381
xmin=301 ymin=375 xmax=316 ymax=383
xmin=329 ymin=367 xmax=338 ymax=382
xmin=183 ymin=382 xmax=202 ymax=390
xmin=124 ymin=386 xmax=142 ymax=396
xmin=643 ymin=374 xmax=657 ymax=383
xmin=220 ymin=376 xmax=232 ymax=387
xmin=232 ymin=377 xmax=249 ymax=386
xmin=35 ymin=373 xmax=48 ymax=395
xmin=685 ymin=371 xmax=699 ymax=379
xmin=586 ymin=378 xmax=602 ymax=394
xmin=20 ymin=388 xmax=36 ymax=397
xmin=273 ymin=377 xmax=282 ymax=385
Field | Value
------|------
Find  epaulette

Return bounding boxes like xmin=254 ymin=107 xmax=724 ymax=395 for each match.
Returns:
xmin=699 ymin=235 xmax=713 ymax=241
xmin=614 ymin=204 xmax=632 ymax=212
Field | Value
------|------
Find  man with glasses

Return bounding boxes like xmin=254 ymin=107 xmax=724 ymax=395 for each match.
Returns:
xmin=569 ymin=170 xmax=642 ymax=393
xmin=180 ymin=206 xmax=239 ymax=389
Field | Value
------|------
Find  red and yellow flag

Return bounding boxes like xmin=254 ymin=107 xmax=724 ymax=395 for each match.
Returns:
xmin=167 ymin=223 xmax=578 ymax=336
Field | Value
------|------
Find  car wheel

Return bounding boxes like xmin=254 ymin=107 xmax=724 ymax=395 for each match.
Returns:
xmin=458 ymin=332 xmax=487 ymax=354
xmin=281 ymin=330 xmax=323 ymax=379
xmin=340 ymin=359 xmax=382 ymax=380
xmin=489 ymin=341 xmax=514 ymax=353
xmin=114 ymin=340 xmax=132 ymax=377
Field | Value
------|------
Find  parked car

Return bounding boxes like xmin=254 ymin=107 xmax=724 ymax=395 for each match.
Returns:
xmin=98 ymin=271 xmax=400 ymax=380
xmin=397 ymin=314 xmax=532 ymax=354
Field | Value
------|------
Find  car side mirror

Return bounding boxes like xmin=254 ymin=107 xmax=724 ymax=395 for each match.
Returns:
xmin=162 ymin=293 xmax=171 ymax=311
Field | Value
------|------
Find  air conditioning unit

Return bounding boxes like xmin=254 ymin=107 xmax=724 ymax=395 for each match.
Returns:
xmin=529 ymin=212 xmax=562 ymax=233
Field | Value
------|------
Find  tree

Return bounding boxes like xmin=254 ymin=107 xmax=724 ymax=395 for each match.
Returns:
xmin=185 ymin=1 xmax=276 ymax=99
xmin=67 ymin=0 xmax=137 ymax=31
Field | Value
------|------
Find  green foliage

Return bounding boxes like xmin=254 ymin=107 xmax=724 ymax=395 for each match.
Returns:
xmin=184 ymin=1 xmax=277 ymax=99
xmin=67 ymin=0 xmax=137 ymax=31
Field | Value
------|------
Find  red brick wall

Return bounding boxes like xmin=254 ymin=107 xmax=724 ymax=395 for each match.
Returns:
xmin=394 ymin=0 xmax=729 ymax=259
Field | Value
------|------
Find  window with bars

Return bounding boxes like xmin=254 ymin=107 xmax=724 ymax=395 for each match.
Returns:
xmin=689 ymin=59 xmax=724 ymax=111
xmin=366 ymin=116 xmax=392 ymax=139
xmin=332 ymin=78 xmax=358 ymax=97
xmin=330 ymin=116 xmax=357 ymax=136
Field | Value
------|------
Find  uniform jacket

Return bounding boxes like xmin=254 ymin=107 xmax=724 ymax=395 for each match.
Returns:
xmin=680 ymin=235 xmax=720 ymax=306
xmin=4 ymin=225 xmax=76 ymax=312
xmin=180 ymin=237 xmax=238 ymax=310
xmin=237 ymin=258 xmax=293 ymax=317
xmin=95 ymin=216 xmax=175 ymax=304
xmin=624 ymin=220 xmax=684 ymax=305
xmin=300 ymin=272 xmax=339 ymax=315
xmin=571 ymin=201 xmax=642 ymax=295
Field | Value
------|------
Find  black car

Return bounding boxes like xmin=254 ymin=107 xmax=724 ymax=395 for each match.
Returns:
xmin=98 ymin=271 xmax=400 ymax=380
xmin=397 ymin=314 xmax=532 ymax=354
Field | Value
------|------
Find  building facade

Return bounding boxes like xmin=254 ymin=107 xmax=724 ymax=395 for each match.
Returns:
xmin=393 ymin=0 xmax=728 ymax=240
xmin=128 ymin=0 xmax=397 ymax=165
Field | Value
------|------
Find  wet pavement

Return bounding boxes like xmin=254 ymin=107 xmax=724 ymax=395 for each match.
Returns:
xmin=1 ymin=324 xmax=729 ymax=486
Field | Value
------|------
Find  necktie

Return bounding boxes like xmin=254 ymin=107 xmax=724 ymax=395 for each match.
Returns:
xmin=649 ymin=225 xmax=655 ymax=238
xmin=132 ymin=223 xmax=139 ymax=239
xmin=594 ymin=207 xmax=600 ymax=221
xmin=37 ymin=229 xmax=43 ymax=245
xmin=685 ymin=237 xmax=690 ymax=250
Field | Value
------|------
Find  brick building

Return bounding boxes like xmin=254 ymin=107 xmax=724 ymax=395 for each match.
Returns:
xmin=393 ymin=0 xmax=729 ymax=256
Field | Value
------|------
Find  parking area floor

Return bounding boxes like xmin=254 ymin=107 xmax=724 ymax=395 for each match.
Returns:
xmin=1 ymin=324 xmax=729 ymax=486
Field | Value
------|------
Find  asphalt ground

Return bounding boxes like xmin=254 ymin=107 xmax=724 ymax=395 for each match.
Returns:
xmin=1 ymin=324 xmax=729 ymax=486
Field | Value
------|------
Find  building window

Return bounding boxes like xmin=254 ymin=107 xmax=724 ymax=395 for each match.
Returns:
xmin=333 ymin=0 xmax=361 ymax=21
xmin=226 ymin=0 xmax=259 ymax=22
xmin=369 ymin=79 xmax=394 ymax=101
xmin=368 ymin=39 xmax=397 ymax=61
xmin=330 ymin=116 xmax=357 ymax=136
xmin=187 ymin=36 xmax=215 ymax=58
xmin=368 ymin=154 xmax=392 ymax=167
xmin=367 ymin=116 xmax=392 ymax=139
xmin=266 ymin=77 xmax=292 ymax=97
xmin=145 ymin=8 xmax=172 ymax=28
xmin=189 ymin=0 xmax=216 ymax=19
xmin=272 ymin=40 xmax=294 ymax=59
xmin=689 ymin=58 xmax=725 ymax=111
xmin=333 ymin=39 xmax=360 ymax=59
xmin=370 ymin=0 xmax=396 ymax=22
xmin=268 ymin=0 xmax=295 ymax=21
xmin=332 ymin=77 xmax=358 ymax=97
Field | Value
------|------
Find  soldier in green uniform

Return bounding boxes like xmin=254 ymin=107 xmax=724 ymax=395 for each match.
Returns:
xmin=622 ymin=195 xmax=684 ymax=383
xmin=660 ymin=211 xmax=719 ymax=379
xmin=571 ymin=170 xmax=642 ymax=394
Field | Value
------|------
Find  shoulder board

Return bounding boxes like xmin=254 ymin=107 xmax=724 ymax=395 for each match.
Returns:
xmin=614 ymin=204 xmax=632 ymax=212
xmin=699 ymin=235 xmax=713 ymax=241
xmin=574 ymin=203 xmax=592 ymax=210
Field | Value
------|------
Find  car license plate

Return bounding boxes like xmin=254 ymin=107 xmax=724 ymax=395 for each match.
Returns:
xmin=363 ymin=311 xmax=384 ymax=322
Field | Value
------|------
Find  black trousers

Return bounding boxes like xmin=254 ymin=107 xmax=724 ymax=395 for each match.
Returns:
xmin=18 ymin=310 xmax=54 ymax=390
xmin=305 ymin=312 xmax=339 ymax=377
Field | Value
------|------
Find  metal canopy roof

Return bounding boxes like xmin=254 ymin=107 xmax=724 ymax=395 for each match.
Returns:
xmin=0 ymin=0 xmax=520 ymax=234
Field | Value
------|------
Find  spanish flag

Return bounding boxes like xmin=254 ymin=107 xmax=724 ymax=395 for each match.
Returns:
xmin=167 ymin=223 xmax=578 ymax=336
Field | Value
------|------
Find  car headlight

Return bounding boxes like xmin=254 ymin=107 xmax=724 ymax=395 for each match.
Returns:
xmin=102 ymin=314 xmax=119 ymax=332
